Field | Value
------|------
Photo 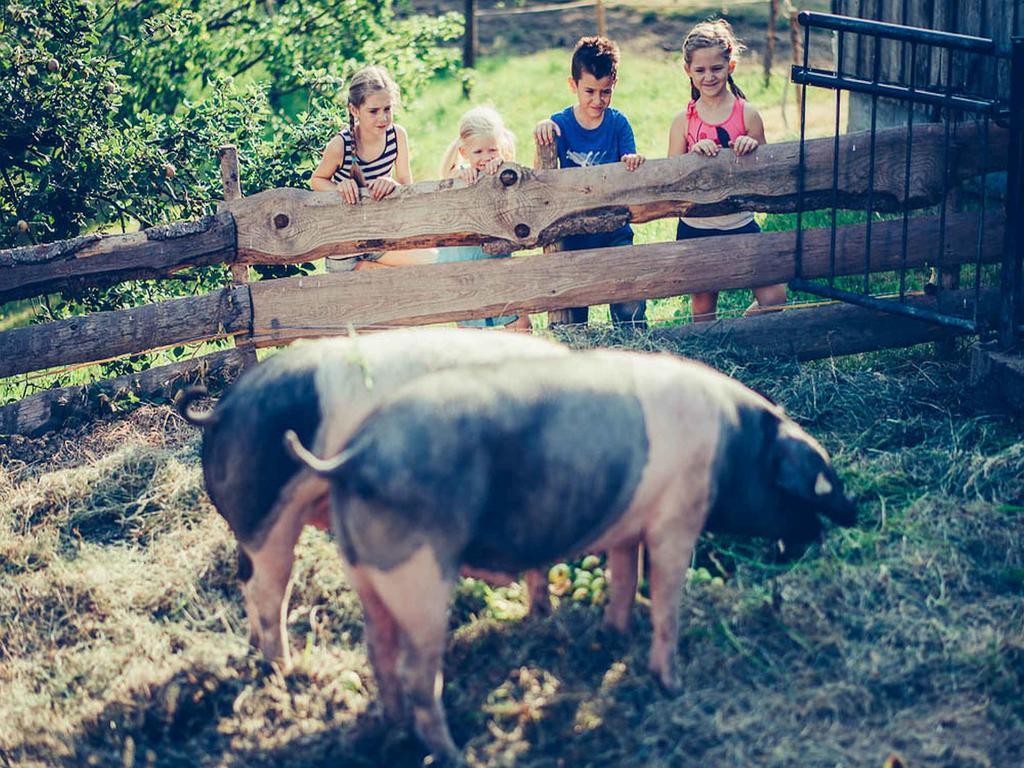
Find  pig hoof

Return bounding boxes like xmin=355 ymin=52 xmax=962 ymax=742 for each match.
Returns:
xmin=423 ymin=748 xmax=464 ymax=767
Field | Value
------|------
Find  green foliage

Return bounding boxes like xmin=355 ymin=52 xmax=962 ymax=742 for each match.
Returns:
xmin=1 ymin=0 xmax=462 ymax=296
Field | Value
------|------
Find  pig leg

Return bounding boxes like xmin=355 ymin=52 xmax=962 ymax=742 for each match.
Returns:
xmin=524 ymin=568 xmax=551 ymax=616
xmin=239 ymin=475 xmax=326 ymax=666
xmin=603 ymin=542 xmax=640 ymax=633
xmin=644 ymin=534 xmax=696 ymax=693
xmin=344 ymin=564 xmax=405 ymax=722
xmin=366 ymin=545 xmax=460 ymax=764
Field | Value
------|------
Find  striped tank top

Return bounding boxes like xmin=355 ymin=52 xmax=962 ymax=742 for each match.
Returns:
xmin=331 ymin=125 xmax=398 ymax=184
xmin=682 ymin=96 xmax=754 ymax=231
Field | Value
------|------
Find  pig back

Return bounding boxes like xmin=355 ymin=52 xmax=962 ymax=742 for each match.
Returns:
xmin=332 ymin=358 xmax=650 ymax=574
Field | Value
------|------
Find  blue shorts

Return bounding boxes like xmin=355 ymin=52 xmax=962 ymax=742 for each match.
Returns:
xmin=676 ymin=219 xmax=761 ymax=240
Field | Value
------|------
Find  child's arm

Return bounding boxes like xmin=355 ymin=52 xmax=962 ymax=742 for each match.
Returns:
xmin=731 ymin=105 xmax=767 ymax=156
xmin=667 ymin=111 xmax=688 ymax=157
xmin=311 ymin=135 xmax=359 ymax=204
xmin=366 ymin=125 xmax=412 ymax=202
xmin=392 ymin=125 xmax=414 ymax=184
xmin=618 ymin=115 xmax=645 ymax=171
xmin=534 ymin=119 xmax=561 ymax=146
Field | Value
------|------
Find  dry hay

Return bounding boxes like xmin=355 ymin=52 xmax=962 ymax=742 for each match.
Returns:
xmin=1 ymin=334 xmax=1022 ymax=767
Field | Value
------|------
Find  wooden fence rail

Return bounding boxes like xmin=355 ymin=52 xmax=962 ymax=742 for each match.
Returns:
xmin=0 ymin=214 xmax=236 ymax=304
xmin=0 ymin=211 xmax=1004 ymax=378
xmin=0 ymin=122 xmax=1007 ymax=305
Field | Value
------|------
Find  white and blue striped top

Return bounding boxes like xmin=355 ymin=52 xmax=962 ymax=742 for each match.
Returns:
xmin=331 ymin=125 xmax=398 ymax=184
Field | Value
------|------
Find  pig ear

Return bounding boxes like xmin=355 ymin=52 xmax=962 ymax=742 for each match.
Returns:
xmin=772 ymin=433 xmax=828 ymax=501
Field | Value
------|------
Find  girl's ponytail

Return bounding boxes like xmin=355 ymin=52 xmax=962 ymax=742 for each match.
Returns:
xmin=727 ymin=75 xmax=746 ymax=100
xmin=439 ymin=137 xmax=464 ymax=179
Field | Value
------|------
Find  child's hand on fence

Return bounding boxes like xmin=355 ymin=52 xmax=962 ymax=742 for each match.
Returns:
xmin=533 ymin=119 xmax=561 ymax=146
xmin=457 ymin=167 xmax=479 ymax=183
xmin=480 ymin=157 xmax=505 ymax=176
xmin=368 ymin=176 xmax=397 ymax=201
xmin=336 ymin=178 xmax=360 ymax=204
xmin=730 ymin=135 xmax=759 ymax=156
xmin=690 ymin=139 xmax=720 ymax=157
xmin=621 ymin=154 xmax=645 ymax=172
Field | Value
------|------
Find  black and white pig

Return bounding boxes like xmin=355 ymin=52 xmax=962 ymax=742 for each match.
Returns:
xmin=176 ymin=327 xmax=568 ymax=667
xmin=285 ymin=349 xmax=858 ymax=763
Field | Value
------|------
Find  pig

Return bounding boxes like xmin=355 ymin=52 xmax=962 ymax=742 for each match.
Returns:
xmin=176 ymin=327 xmax=568 ymax=668
xmin=284 ymin=349 xmax=858 ymax=763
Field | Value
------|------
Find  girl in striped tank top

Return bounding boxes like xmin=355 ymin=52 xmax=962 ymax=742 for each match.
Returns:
xmin=667 ymin=20 xmax=786 ymax=323
xmin=311 ymin=66 xmax=412 ymax=205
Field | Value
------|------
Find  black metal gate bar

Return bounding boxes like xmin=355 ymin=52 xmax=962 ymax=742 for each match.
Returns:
xmin=1002 ymin=37 xmax=1024 ymax=348
xmin=799 ymin=11 xmax=996 ymax=53
xmin=791 ymin=69 xmax=1002 ymax=113
xmin=790 ymin=11 xmax=1014 ymax=338
xmin=787 ymin=279 xmax=979 ymax=329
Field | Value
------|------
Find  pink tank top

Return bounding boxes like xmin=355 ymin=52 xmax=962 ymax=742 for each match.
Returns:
xmin=685 ymin=97 xmax=747 ymax=151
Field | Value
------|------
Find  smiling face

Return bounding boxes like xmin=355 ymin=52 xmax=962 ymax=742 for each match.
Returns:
xmin=459 ymin=133 xmax=503 ymax=170
xmin=569 ymin=71 xmax=616 ymax=125
xmin=684 ymin=46 xmax=735 ymax=99
xmin=350 ymin=91 xmax=394 ymax=135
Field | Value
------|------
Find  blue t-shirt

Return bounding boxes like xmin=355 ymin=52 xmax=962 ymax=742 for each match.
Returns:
xmin=551 ymin=106 xmax=635 ymax=246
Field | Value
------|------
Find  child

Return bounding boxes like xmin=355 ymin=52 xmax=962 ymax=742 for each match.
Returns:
xmin=667 ymin=20 xmax=786 ymax=322
xmin=534 ymin=36 xmax=647 ymax=329
xmin=436 ymin=106 xmax=532 ymax=331
xmin=310 ymin=66 xmax=413 ymax=272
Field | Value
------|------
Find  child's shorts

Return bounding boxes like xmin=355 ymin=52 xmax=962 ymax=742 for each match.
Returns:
xmin=676 ymin=218 xmax=761 ymax=240
xmin=436 ymin=246 xmax=519 ymax=328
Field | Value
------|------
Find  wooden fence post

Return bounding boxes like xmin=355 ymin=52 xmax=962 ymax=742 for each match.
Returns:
xmin=765 ymin=0 xmax=778 ymax=87
xmin=464 ymin=0 xmax=477 ymax=69
xmin=596 ymin=0 xmax=607 ymax=37
xmin=789 ymin=5 xmax=805 ymax=124
xmin=535 ymin=141 xmax=575 ymax=328
xmin=219 ymin=144 xmax=257 ymax=367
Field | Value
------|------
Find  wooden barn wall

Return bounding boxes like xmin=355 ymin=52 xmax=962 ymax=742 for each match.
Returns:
xmin=831 ymin=0 xmax=1022 ymax=131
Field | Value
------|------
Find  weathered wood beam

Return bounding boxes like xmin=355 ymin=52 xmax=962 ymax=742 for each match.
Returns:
xmin=654 ymin=289 xmax=999 ymax=361
xmin=0 ymin=211 xmax=1001 ymax=377
xmin=247 ymin=211 xmax=1003 ymax=345
xmin=0 ymin=287 xmax=250 ymax=379
xmin=2 ymin=292 xmax=998 ymax=437
xmin=0 ymin=213 xmax=236 ymax=304
xmin=224 ymin=122 xmax=1007 ymax=263
xmin=0 ymin=347 xmax=249 ymax=438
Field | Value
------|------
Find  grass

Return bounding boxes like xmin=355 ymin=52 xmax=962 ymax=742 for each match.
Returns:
xmin=1 ymin=333 xmax=1022 ymax=767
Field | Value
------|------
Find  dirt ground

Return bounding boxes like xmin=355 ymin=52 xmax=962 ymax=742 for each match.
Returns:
xmin=2 ymin=333 xmax=1023 ymax=768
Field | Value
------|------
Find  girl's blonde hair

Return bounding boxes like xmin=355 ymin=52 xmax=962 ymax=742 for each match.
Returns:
xmin=439 ymin=106 xmax=516 ymax=179
xmin=346 ymin=65 xmax=401 ymax=135
xmin=682 ymin=19 xmax=747 ymax=101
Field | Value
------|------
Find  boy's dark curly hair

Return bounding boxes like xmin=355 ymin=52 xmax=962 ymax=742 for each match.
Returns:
xmin=571 ymin=36 xmax=620 ymax=82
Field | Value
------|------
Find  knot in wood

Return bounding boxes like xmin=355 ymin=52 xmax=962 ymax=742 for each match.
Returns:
xmin=514 ymin=223 xmax=531 ymax=239
xmin=273 ymin=213 xmax=290 ymax=229
xmin=499 ymin=168 xmax=519 ymax=187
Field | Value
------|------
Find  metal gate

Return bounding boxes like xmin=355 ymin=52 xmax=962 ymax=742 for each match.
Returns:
xmin=788 ymin=11 xmax=1023 ymax=350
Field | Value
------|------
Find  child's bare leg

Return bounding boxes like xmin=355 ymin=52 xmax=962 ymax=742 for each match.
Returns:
xmin=745 ymin=284 xmax=787 ymax=316
xmin=506 ymin=315 xmax=533 ymax=332
xmin=376 ymin=248 xmax=440 ymax=267
xmin=353 ymin=259 xmax=389 ymax=271
xmin=690 ymin=291 xmax=719 ymax=323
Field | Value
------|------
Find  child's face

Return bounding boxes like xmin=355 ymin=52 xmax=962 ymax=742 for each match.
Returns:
xmin=685 ymin=47 xmax=736 ymax=99
xmin=459 ymin=134 xmax=503 ymax=170
xmin=569 ymin=71 xmax=616 ymax=120
xmin=350 ymin=91 xmax=394 ymax=134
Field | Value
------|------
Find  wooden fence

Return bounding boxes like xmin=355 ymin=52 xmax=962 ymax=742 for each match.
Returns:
xmin=0 ymin=122 xmax=1009 ymax=436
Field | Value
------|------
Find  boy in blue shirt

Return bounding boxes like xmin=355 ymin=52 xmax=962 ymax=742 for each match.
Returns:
xmin=535 ymin=35 xmax=647 ymax=328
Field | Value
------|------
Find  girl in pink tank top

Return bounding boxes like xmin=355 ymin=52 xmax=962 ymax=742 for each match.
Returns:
xmin=667 ymin=19 xmax=787 ymax=323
